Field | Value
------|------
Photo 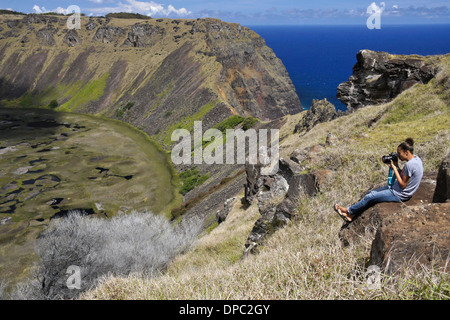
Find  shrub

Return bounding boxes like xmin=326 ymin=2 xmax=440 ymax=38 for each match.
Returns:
xmin=242 ymin=116 xmax=259 ymax=130
xmin=214 ymin=115 xmax=245 ymax=133
xmin=5 ymin=210 xmax=202 ymax=300
xmin=48 ymin=99 xmax=58 ymax=109
xmin=115 ymin=102 xmax=134 ymax=118
xmin=179 ymin=168 xmax=209 ymax=195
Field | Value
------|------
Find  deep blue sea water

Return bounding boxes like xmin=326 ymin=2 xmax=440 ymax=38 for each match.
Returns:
xmin=250 ymin=25 xmax=450 ymax=111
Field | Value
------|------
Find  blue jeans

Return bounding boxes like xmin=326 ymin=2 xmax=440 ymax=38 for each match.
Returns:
xmin=348 ymin=185 xmax=401 ymax=215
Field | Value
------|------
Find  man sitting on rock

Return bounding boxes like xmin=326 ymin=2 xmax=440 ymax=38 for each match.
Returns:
xmin=334 ymin=138 xmax=424 ymax=223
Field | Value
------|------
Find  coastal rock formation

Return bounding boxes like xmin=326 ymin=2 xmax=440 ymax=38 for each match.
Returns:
xmin=294 ymin=98 xmax=338 ymax=134
xmin=339 ymin=171 xmax=450 ymax=274
xmin=244 ymin=158 xmax=319 ymax=256
xmin=337 ymin=49 xmax=440 ymax=111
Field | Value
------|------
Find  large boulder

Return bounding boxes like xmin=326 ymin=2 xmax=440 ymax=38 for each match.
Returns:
xmin=433 ymin=153 xmax=450 ymax=203
xmin=339 ymin=173 xmax=436 ymax=247
xmin=337 ymin=50 xmax=440 ymax=112
xmin=216 ymin=197 xmax=236 ymax=224
xmin=370 ymin=202 xmax=449 ymax=273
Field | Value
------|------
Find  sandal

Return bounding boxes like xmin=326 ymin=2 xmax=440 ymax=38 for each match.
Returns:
xmin=334 ymin=204 xmax=351 ymax=223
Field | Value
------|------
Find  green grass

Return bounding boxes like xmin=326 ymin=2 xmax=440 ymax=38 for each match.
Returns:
xmin=58 ymin=73 xmax=110 ymax=112
xmin=179 ymin=168 xmax=209 ymax=195
xmin=242 ymin=116 xmax=259 ymax=130
xmin=155 ymin=99 xmax=218 ymax=148
xmin=214 ymin=115 xmax=245 ymax=132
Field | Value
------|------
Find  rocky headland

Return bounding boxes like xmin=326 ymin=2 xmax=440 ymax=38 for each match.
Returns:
xmin=337 ymin=49 xmax=442 ymax=112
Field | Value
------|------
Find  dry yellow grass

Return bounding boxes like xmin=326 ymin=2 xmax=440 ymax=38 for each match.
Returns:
xmin=2 ymin=15 xmax=448 ymax=300
xmin=83 ymin=67 xmax=450 ymax=299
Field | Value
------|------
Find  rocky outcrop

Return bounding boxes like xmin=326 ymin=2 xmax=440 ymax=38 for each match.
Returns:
xmin=433 ymin=153 xmax=450 ymax=203
xmin=123 ymin=23 xmax=166 ymax=47
xmin=216 ymin=197 xmax=236 ymax=223
xmin=36 ymin=27 xmax=56 ymax=46
xmin=85 ymin=18 xmax=98 ymax=31
xmin=337 ymin=50 xmax=441 ymax=111
xmin=64 ymin=29 xmax=80 ymax=47
xmin=243 ymin=158 xmax=318 ymax=256
xmin=92 ymin=26 xmax=126 ymax=44
xmin=339 ymin=171 xmax=450 ymax=274
xmin=22 ymin=14 xmax=58 ymax=26
xmin=294 ymin=98 xmax=338 ymax=134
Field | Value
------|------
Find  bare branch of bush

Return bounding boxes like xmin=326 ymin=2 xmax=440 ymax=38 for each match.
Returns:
xmin=7 ymin=210 xmax=202 ymax=300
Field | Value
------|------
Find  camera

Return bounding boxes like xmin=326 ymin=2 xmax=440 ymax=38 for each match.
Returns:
xmin=382 ymin=152 xmax=398 ymax=164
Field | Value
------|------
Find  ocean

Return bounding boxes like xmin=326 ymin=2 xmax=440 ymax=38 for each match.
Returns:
xmin=250 ymin=24 xmax=450 ymax=111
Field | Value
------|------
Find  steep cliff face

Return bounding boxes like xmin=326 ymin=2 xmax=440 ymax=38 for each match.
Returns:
xmin=0 ymin=14 xmax=302 ymax=148
xmin=337 ymin=49 xmax=444 ymax=111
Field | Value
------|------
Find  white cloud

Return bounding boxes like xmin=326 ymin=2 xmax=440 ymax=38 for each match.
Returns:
xmin=33 ymin=5 xmax=70 ymax=14
xmin=33 ymin=5 xmax=45 ymax=13
xmin=87 ymin=0 xmax=192 ymax=17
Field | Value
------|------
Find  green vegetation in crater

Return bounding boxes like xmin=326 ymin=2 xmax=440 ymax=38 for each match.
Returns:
xmin=116 ymin=102 xmax=135 ymax=118
xmin=179 ymin=168 xmax=210 ymax=195
xmin=58 ymin=73 xmax=110 ymax=112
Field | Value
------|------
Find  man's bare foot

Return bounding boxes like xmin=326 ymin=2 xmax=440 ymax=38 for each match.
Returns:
xmin=334 ymin=204 xmax=355 ymax=222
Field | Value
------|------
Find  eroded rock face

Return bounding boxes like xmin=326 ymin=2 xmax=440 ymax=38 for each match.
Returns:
xmin=123 ymin=23 xmax=166 ymax=47
xmin=216 ymin=197 xmax=236 ymax=223
xmin=199 ymin=19 xmax=302 ymax=120
xmin=64 ymin=29 xmax=80 ymax=47
xmin=93 ymin=26 xmax=126 ymax=44
xmin=244 ymin=158 xmax=318 ymax=256
xmin=294 ymin=99 xmax=338 ymax=134
xmin=337 ymin=50 xmax=440 ymax=112
xmin=36 ymin=27 xmax=56 ymax=46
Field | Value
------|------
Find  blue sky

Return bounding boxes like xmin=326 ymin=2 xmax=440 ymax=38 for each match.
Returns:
xmin=1 ymin=0 xmax=449 ymax=25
